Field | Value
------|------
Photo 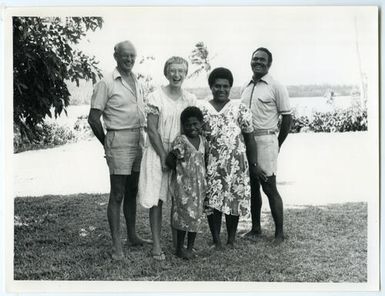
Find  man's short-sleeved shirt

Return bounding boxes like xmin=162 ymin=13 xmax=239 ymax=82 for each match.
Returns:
xmin=240 ymin=74 xmax=291 ymax=131
xmin=90 ymin=68 xmax=146 ymax=130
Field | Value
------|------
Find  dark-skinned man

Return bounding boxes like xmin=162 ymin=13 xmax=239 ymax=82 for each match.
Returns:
xmin=241 ymin=47 xmax=292 ymax=244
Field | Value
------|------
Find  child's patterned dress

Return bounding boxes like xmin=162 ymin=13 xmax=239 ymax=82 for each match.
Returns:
xmin=170 ymin=134 xmax=208 ymax=232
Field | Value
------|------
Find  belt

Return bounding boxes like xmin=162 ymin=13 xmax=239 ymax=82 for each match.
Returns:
xmin=106 ymin=127 xmax=144 ymax=132
xmin=254 ymin=129 xmax=277 ymax=136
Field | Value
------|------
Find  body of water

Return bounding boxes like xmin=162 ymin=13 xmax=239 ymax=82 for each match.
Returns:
xmin=53 ymin=95 xmax=358 ymax=125
xmin=290 ymin=96 xmax=357 ymax=117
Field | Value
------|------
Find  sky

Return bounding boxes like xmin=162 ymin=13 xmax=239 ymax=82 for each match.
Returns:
xmin=75 ymin=6 xmax=378 ymax=88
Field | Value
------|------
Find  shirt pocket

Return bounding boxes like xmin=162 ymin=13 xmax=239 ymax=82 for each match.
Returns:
xmin=257 ymin=96 xmax=275 ymax=105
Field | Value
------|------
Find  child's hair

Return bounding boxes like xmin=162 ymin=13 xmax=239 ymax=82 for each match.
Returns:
xmin=180 ymin=106 xmax=203 ymax=125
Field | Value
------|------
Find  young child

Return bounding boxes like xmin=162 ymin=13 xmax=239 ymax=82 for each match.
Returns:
xmin=166 ymin=106 xmax=208 ymax=259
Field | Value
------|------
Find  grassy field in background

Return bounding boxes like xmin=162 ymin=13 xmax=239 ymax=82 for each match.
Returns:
xmin=14 ymin=194 xmax=367 ymax=282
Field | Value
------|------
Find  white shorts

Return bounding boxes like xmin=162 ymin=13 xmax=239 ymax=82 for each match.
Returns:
xmin=254 ymin=134 xmax=279 ymax=177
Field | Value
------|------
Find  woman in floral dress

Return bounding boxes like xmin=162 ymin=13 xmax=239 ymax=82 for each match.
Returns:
xmin=200 ymin=67 xmax=262 ymax=249
xmin=138 ymin=57 xmax=196 ymax=260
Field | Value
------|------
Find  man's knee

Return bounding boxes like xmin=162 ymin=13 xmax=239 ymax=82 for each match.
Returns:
xmin=126 ymin=172 xmax=139 ymax=198
xmin=110 ymin=175 xmax=127 ymax=203
xmin=110 ymin=191 xmax=125 ymax=204
xmin=261 ymin=176 xmax=280 ymax=198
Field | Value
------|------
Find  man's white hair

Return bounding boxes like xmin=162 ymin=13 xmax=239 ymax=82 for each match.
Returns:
xmin=114 ymin=40 xmax=136 ymax=55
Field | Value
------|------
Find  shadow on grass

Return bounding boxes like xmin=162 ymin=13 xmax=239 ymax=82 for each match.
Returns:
xmin=14 ymin=194 xmax=367 ymax=282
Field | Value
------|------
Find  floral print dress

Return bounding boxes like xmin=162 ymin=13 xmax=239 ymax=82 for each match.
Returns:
xmin=170 ymin=135 xmax=208 ymax=232
xmin=200 ymin=100 xmax=253 ymax=216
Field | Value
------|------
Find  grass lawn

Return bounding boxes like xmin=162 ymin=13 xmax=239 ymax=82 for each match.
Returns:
xmin=14 ymin=194 xmax=367 ymax=282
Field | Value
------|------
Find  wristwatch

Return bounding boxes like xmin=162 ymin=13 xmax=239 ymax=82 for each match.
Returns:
xmin=251 ymin=163 xmax=258 ymax=167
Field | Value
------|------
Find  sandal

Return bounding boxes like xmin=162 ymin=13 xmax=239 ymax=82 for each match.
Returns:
xmin=111 ymin=252 xmax=124 ymax=261
xmin=152 ymin=251 xmax=165 ymax=261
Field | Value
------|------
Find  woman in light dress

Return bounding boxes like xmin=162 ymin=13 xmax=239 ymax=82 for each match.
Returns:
xmin=138 ymin=57 xmax=197 ymax=260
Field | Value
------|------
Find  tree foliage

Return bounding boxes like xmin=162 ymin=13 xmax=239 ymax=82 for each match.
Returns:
xmin=13 ymin=16 xmax=103 ymax=142
xmin=136 ymin=55 xmax=156 ymax=100
xmin=188 ymin=42 xmax=215 ymax=79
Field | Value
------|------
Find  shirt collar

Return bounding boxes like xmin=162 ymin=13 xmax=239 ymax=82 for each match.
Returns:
xmin=248 ymin=73 xmax=273 ymax=86
xmin=113 ymin=67 xmax=136 ymax=81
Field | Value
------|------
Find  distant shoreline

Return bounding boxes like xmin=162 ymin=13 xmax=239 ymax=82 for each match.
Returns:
xmin=68 ymin=81 xmax=359 ymax=105
xmin=185 ymin=84 xmax=357 ymax=100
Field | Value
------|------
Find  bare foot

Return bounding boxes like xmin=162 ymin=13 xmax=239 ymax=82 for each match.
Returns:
xmin=209 ymin=242 xmax=224 ymax=251
xmin=186 ymin=248 xmax=197 ymax=258
xmin=226 ymin=241 xmax=236 ymax=249
xmin=272 ymin=235 xmax=285 ymax=245
xmin=243 ymin=229 xmax=262 ymax=237
xmin=176 ymin=248 xmax=193 ymax=260
xmin=111 ymin=242 xmax=124 ymax=260
xmin=127 ymin=236 xmax=152 ymax=246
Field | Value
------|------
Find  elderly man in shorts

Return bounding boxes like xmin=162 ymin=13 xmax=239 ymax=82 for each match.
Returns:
xmin=241 ymin=47 xmax=292 ymax=244
xmin=88 ymin=40 xmax=150 ymax=259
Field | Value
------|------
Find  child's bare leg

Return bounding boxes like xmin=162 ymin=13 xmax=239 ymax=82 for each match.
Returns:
xmin=171 ymin=227 xmax=177 ymax=248
xmin=186 ymin=232 xmax=197 ymax=253
xmin=170 ymin=202 xmax=177 ymax=249
xmin=207 ymin=209 xmax=223 ymax=249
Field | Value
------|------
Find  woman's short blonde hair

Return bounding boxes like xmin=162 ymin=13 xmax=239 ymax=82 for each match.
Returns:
xmin=163 ymin=56 xmax=189 ymax=77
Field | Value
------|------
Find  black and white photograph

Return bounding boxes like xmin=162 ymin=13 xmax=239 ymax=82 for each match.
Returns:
xmin=2 ymin=4 xmax=380 ymax=294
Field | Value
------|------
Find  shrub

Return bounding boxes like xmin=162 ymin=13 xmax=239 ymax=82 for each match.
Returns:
xmin=14 ymin=114 xmax=96 ymax=153
xmin=291 ymin=107 xmax=367 ymax=133
xmin=291 ymin=114 xmax=311 ymax=133
xmin=14 ymin=122 xmax=77 ymax=153
xmin=73 ymin=115 xmax=94 ymax=140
